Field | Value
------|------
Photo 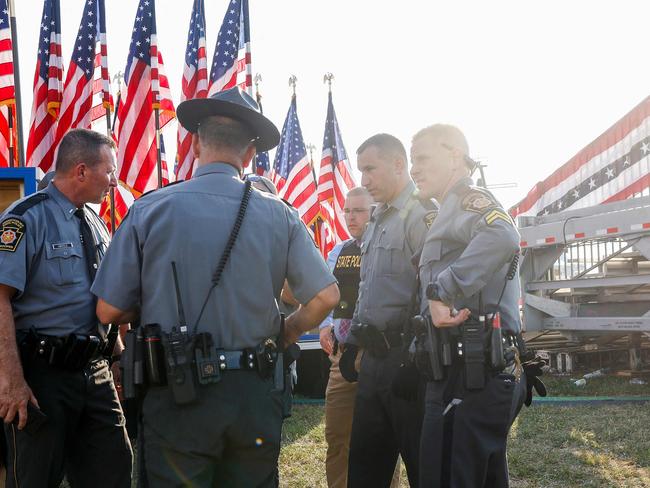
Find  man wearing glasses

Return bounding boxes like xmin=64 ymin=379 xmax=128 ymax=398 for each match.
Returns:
xmin=320 ymin=187 xmax=400 ymax=488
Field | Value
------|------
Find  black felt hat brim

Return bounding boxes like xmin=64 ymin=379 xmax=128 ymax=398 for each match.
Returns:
xmin=177 ymin=97 xmax=280 ymax=152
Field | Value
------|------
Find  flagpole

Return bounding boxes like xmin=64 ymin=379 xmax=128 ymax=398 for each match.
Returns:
xmin=8 ymin=0 xmax=24 ymax=166
xmin=7 ymin=105 xmax=14 ymax=168
xmin=251 ymin=73 xmax=264 ymax=176
xmin=154 ymin=109 xmax=162 ymax=188
xmin=106 ymin=71 xmax=122 ymax=233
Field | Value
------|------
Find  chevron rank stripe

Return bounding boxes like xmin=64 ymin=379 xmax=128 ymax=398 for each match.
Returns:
xmin=485 ymin=208 xmax=511 ymax=226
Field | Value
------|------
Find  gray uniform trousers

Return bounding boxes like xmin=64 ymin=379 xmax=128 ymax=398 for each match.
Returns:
xmin=3 ymin=359 xmax=132 ymax=488
xmin=419 ymin=360 xmax=526 ymax=488
xmin=347 ymin=348 xmax=423 ymax=487
xmin=141 ymin=370 xmax=284 ymax=487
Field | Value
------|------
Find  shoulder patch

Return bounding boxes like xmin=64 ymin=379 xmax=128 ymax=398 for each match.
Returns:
xmin=0 ymin=218 xmax=25 ymax=252
xmin=10 ymin=193 xmax=49 ymax=216
xmin=461 ymin=190 xmax=498 ymax=214
xmin=424 ymin=210 xmax=438 ymax=229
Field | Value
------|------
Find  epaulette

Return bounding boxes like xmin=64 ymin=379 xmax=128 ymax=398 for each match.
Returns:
xmin=10 ymin=193 xmax=49 ymax=216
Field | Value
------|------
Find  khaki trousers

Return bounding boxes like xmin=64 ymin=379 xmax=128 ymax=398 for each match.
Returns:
xmin=325 ymin=348 xmax=401 ymax=488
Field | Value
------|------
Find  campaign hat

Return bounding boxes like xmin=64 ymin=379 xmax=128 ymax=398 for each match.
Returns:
xmin=177 ymin=86 xmax=280 ymax=151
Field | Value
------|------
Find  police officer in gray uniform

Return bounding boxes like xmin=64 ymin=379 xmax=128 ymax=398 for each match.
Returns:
xmin=341 ymin=134 xmax=435 ymax=487
xmin=410 ymin=124 xmax=528 ymax=487
xmin=0 ymin=129 xmax=132 ymax=487
xmin=92 ymin=87 xmax=339 ymax=487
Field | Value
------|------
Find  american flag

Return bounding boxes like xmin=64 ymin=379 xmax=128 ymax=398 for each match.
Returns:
xmin=54 ymin=0 xmax=107 ymax=144
xmin=26 ymin=0 xmax=63 ymax=173
xmin=0 ymin=0 xmax=16 ymax=168
xmin=273 ymin=95 xmax=320 ymax=226
xmin=255 ymin=150 xmax=270 ymax=176
xmin=99 ymin=133 xmax=167 ymax=233
xmin=511 ymin=96 xmax=650 ymax=218
xmin=208 ymin=0 xmax=252 ymax=96
xmin=176 ymin=0 xmax=207 ymax=181
xmin=114 ymin=0 xmax=174 ymax=195
xmin=99 ymin=183 xmax=135 ymax=234
xmin=318 ymin=91 xmax=356 ymax=244
xmin=90 ymin=0 xmax=112 ymax=124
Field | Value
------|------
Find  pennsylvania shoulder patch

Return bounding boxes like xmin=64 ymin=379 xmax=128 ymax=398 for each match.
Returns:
xmin=424 ymin=210 xmax=438 ymax=229
xmin=461 ymin=190 xmax=499 ymax=214
xmin=0 ymin=218 xmax=25 ymax=252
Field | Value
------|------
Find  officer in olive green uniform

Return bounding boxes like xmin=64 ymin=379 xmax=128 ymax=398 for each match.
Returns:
xmin=92 ymin=87 xmax=339 ymax=487
xmin=410 ymin=124 xmax=527 ymax=487
xmin=0 ymin=129 xmax=132 ymax=488
xmin=341 ymin=134 xmax=435 ymax=487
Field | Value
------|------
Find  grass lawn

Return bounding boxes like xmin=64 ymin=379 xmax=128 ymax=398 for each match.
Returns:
xmin=280 ymin=377 xmax=650 ymax=487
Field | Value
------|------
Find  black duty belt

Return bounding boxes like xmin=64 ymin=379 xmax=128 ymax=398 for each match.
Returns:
xmin=18 ymin=331 xmax=106 ymax=371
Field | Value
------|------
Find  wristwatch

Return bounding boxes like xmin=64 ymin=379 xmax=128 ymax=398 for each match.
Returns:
xmin=426 ymin=282 xmax=444 ymax=303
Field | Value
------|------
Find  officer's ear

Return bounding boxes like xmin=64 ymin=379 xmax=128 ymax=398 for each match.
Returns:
xmin=75 ymin=162 xmax=89 ymax=181
xmin=242 ymin=144 xmax=256 ymax=169
xmin=394 ymin=155 xmax=407 ymax=176
xmin=191 ymin=133 xmax=201 ymax=160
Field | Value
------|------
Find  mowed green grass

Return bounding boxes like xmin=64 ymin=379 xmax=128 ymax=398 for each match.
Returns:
xmin=280 ymin=402 xmax=650 ymax=488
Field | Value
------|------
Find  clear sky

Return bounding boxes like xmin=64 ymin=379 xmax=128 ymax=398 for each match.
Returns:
xmin=14 ymin=0 xmax=650 ymax=207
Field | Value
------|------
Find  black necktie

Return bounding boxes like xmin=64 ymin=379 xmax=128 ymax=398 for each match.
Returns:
xmin=74 ymin=208 xmax=98 ymax=281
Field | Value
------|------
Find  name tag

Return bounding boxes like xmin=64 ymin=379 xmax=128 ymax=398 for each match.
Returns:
xmin=52 ymin=242 xmax=74 ymax=250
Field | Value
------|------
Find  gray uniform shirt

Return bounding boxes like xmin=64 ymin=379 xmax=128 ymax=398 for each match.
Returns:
xmin=0 ymin=183 xmax=110 ymax=336
xmin=349 ymin=180 xmax=431 ymax=340
xmin=418 ymin=177 xmax=522 ymax=333
xmin=91 ymin=163 xmax=336 ymax=350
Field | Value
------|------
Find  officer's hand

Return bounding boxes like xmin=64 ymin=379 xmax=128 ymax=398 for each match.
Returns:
xmin=429 ymin=300 xmax=470 ymax=328
xmin=319 ymin=326 xmax=334 ymax=355
xmin=0 ymin=372 xmax=39 ymax=430
xmin=283 ymin=321 xmax=303 ymax=348
xmin=339 ymin=344 xmax=359 ymax=382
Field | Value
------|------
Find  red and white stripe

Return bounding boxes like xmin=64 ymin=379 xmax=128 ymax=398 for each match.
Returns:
xmin=512 ymin=97 xmax=650 ymax=217
xmin=278 ymin=154 xmax=321 ymax=226
xmin=115 ymin=50 xmax=174 ymax=195
xmin=99 ymin=183 xmax=136 ymax=234
xmin=176 ymin=4 xmax=207 ymax=181
xmin=318 ymin=152 xmax=355 ymax=241
xmin=0 ymin=1 xmax=15 ymax=168
xmin=26 ymin=7 xmax=63 ymax=172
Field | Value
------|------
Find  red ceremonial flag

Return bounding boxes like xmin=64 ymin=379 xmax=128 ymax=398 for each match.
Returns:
xmin=511 ymin=96 xmax=650 ymax=218
xmin=318 ymin=90 xmax=356 ymax=246
xmin=114 ymin=0 xmax=175 ymax=195
xmin=26 ymin=0 xmax=63 ymax=172
xmin=0 ymin=1 xmax=16 ymax=168
xmin=176 ymin=0 xmax=207 ymax=181
xmin=208 ymin=0 xmax=252 ymax=97
xmin=54 ymin=0 xmax=108 ymax=145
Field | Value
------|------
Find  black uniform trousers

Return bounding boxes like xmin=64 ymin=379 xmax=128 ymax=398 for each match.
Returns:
xmin=3 ymin=358 xmax=133 ymax=488
xmin=347 ymin=348 xmax=423 ymax=487
xmin=419 ymin=361 xmax=526 ymax=488
xmin=141 ymin=370 xmax=284 ymax=487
